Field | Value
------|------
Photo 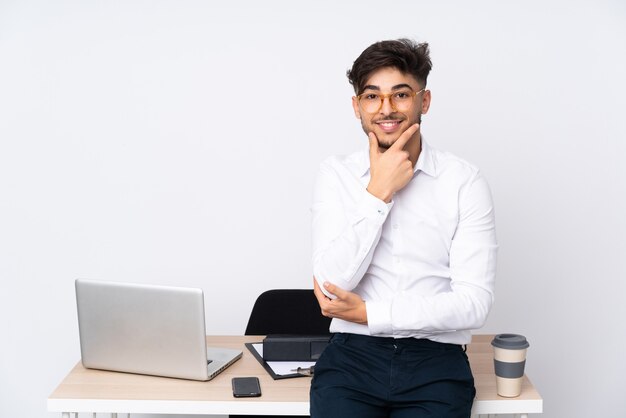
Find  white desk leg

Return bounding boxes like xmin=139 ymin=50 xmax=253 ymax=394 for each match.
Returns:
xmin=61 ymin=413 xmax=69 ymax=418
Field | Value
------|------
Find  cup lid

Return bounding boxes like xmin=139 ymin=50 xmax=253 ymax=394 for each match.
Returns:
xmin=491 ymin=333 xmax=529 ymax=349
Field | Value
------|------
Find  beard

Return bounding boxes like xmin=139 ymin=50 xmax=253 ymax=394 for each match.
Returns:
xmin=361 ymin=113 xmax=422 ymax=149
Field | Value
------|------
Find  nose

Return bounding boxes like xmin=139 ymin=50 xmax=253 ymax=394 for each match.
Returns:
xmin=379 ymin=95 xmax=395 ymax=114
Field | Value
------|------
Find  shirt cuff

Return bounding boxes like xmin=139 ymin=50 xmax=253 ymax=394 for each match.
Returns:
xmin=360 ymin=188 xmax=394 ymax=219
xmin=366 ymin=300 xmax=393 ymax=335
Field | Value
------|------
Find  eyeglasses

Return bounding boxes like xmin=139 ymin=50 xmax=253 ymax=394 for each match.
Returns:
xmin=356 ymin=88 xmax=425 ymax=113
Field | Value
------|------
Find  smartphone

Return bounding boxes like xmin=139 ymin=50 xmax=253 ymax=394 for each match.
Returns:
xmin=232 ymin=377 xmax=262 ymax=397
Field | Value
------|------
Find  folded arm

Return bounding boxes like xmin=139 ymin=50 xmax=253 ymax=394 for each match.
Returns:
xmin=367 ymin=172 xmax=498 ymax=335
xmin=311 ymin=158 xmax=392 ymax=298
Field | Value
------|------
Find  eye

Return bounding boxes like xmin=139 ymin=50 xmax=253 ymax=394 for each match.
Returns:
xmin=362 ymin=93 xmax=379 ymax=101
xmin=394 ymin=91 xmax=412 ymax=99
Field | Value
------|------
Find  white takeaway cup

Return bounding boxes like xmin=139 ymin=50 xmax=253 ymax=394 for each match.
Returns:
xmin=491 ymin=334 xmax=529 ymax=397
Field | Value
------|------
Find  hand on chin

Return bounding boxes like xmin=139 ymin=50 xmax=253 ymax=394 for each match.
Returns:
xmin=376 ymin=132 xmax=402 ymax=150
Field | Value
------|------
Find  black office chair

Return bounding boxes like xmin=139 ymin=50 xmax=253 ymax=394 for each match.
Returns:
xmin=231 ymin=289 xmax=332 ymax=418
xmin=244 ymin=289 xmax=332 ymax=336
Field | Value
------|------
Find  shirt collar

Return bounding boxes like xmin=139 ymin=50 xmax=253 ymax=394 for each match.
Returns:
xmin=355 ymin=136 xmax=438 ymax=178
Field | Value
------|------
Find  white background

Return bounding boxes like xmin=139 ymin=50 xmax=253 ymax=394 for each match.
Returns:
xmin=1 ymin=1 xmax=625 ymax=417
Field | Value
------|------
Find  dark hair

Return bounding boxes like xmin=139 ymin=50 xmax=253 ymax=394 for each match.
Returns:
xmin=347 ymin=39 xmax=432 ymax=94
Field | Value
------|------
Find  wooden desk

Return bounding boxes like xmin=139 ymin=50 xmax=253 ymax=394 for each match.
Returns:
xmin=48 ymin=335 xmax=542 ymax=417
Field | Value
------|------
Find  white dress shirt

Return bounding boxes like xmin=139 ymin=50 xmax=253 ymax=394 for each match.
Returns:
xmin=312 ymin=139 xmax=497 ymax=345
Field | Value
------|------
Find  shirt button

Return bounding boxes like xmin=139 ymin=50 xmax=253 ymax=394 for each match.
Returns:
xmin=392 ymin=224 xmax=399 ymax=230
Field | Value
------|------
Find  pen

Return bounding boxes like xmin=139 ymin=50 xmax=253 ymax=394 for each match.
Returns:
xmin=290 ymin=366 xmax=315 ymax=376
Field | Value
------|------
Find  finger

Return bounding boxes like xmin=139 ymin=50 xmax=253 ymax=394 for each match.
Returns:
xmin=390 ymin=123 xmax=419 ymax=151
xmin=313 ymin=280 xmax=334 ymax=316
xmin=368 ymin=132 xmax=380 ymax=159
xmin=323 ymin=281 xmax=346 ymax=299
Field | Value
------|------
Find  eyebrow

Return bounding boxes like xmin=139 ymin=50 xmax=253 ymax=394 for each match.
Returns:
xmin=361 ymin=83 xmax=415 ymax=93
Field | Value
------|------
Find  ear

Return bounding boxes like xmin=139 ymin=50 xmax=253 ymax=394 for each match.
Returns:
xmin=421 ymin=89 xmax=432 ymax=115
xmin=352 ymin=96 xmax=361 ymax=120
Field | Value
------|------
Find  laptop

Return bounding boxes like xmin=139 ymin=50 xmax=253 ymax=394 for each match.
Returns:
xmin=75 ymin=279 xmax=242 ymax=381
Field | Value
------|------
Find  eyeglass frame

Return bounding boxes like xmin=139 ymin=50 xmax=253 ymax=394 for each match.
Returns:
xmin=356 ymin=88 xmax=426 ymax=114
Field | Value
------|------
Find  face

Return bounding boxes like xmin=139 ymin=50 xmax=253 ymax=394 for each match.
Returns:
xmin=352 ymin=67 xmax=431 ymax=149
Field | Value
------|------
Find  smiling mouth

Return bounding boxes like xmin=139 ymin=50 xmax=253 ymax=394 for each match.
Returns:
xmin=375 ymin=119 xmax=403 ymax=133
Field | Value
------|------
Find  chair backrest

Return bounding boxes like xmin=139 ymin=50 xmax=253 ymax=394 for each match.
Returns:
xmin=244 ymin=289 xmax=332 ymax=336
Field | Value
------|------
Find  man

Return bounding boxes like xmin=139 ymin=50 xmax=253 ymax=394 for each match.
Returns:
xmin=310 ymin=39 xmax=497 ymax=417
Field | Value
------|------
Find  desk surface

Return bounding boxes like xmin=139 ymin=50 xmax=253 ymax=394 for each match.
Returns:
xmin=48 ymin=335 xmax=542 ymax=416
